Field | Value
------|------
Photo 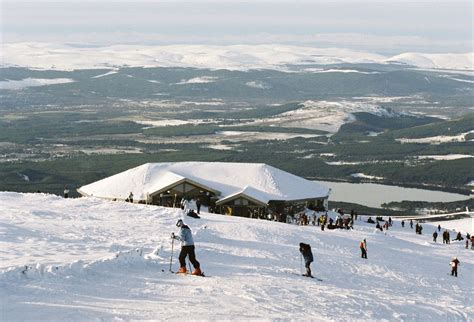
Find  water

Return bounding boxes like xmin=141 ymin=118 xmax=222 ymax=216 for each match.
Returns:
xmin=316 ymin=181 xmax=472 ymax=208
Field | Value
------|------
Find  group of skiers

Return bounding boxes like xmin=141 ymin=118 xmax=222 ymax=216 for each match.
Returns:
xmin=170 ymin=212 xmax=468 ymax=279
xmin=398 ymin=218 xmax=469 ymax=277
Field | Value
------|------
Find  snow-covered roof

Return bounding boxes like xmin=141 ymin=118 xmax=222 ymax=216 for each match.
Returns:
xmin=78 ymin=162 xmax=329 ymax=204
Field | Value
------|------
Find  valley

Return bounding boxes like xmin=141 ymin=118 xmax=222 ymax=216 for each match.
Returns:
xmin=1 ymin=60 xmax=473 ymax=211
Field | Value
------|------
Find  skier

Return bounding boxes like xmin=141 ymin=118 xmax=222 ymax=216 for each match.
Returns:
xmin=299 ymin=242 xmax=314 ymax=277
xmin=401 ymin=220 xmax=405 ymax=228
xmin=437 ymin=224 xmax=441 ymax=232
xmin=410 ymin=219 xmax=413 ymax=229
xmin=450 ymin=257 xmax=460 ymax=277
xmin=443 ymin=230 xmax=450 ymax=244
xmin=432 ymin=231 xmax=438 ymax=242
xmin=171 ymin=219 xmax=202 ymax=276
xmin=128 ymin=192 xmax=134 ymax=203
xmin=180 ymin=197 xmax=188 ymax=213
xmin=360 ymin=239 xmax=368 ymax=259
xmin=320 ymin=215 xmax=326 ymax=231
xmin=196 ymin=197 xmax=202 ymax=214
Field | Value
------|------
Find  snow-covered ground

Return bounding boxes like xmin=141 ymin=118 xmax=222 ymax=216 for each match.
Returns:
xmin=1 ymin=192 xmax=472 ymax=320
xmin=350 ymin=173 xmax=385 ymax=180
xmin=1 ymin=43 xmax=472 ymax=72
xmin=176 ymin=76 xmax=219 ymax=85
xmin=397 ymin=131 xmax=474 ymax=145
xmin=239 ymin=100 xmax=394 ymax=133
xmin=415 ymin=154 xmax=473 ymax=161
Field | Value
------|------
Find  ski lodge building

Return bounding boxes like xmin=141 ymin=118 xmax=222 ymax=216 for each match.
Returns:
xmin=77 ymin=162 xmax=330 ymax=218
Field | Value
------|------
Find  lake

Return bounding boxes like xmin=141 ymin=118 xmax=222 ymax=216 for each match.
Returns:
xmin=316 ymin=180 xmax=472 ymax=208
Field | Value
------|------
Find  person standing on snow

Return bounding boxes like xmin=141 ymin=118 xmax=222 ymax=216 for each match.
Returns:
xmin=360 ymin=239 xmax=368 ymax=259
xmin=299 ymin=243 xmax=314 ymax=277
xmin=180 ymin=197 xmax=188 ymax=213
xmin=196 ymin=197 xmax=202 ymax=214
xmin=445 ymin=230 xmax=451 ymax=244
xmin=171 ymin=219 xmax=202 ymax=275
xmin=450 ymin=257 xmax=460 ymax=277
xmin=433 ymin=231 xmax=438 ymax=242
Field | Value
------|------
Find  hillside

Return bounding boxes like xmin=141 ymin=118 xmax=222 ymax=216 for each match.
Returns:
xmin=1 ymin=192 xmax=472 ymax=320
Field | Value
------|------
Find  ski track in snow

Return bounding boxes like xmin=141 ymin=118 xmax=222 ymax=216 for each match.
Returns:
xmin=0 ymin=192 xmax=473 ymax=320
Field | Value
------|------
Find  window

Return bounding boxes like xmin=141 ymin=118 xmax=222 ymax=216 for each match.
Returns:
xmin=234 ymin=198 xmax=249 ymax=206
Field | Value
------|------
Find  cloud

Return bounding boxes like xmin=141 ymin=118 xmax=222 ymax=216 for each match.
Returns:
xmin=4 ymin=32 xmax=471 ymax=54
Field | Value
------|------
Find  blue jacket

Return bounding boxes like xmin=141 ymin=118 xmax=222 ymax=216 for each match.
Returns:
xmin=175 ymin=225 xmax=194 ymax=246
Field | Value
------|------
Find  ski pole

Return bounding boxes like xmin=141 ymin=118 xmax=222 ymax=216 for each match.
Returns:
xmin=169 ymin=237 xmax=175 ymax=272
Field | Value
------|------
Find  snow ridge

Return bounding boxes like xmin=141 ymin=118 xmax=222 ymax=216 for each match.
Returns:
xmin=2 ymin=42 xmax=472 ymax=72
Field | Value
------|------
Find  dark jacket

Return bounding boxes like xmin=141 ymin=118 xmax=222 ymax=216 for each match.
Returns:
xmin=451 ymin=258 xmax=460 ymax=269
xmin=299 ymin=243 xmax=313 ymax=263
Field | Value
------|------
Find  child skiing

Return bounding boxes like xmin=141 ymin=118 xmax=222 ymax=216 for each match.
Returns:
xmin=360 ymin=239 xmax=368 ymax=259
xmin=171 ymin=219 xmax=202 ymax=276
xmin=299 ymin=243 xmax=314 ymax=277
xmin=450 ymin=257 xmax=460 ymax=277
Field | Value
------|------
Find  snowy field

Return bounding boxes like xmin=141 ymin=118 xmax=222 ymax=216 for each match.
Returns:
xmin=1 ymin=192 xmax=473 ymax=321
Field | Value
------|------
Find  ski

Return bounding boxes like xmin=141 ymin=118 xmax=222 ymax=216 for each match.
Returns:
xmin=175 ymin=272 xmax=207 ymax=277
xmin=284 ymin=271 xmax=323 ymax=281
xmin=302 ymin=274 xmax=323 ymax=281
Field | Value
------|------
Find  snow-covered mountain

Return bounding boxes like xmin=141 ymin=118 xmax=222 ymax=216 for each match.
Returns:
xmin=1 ymin=191 xmax=472 ymax=320
xmin=1 ymin=42 xmax=472 ymax=72
xmin=386 ymin=52 xmax=474 ymax=71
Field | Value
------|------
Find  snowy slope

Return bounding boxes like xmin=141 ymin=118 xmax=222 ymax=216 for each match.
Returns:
xmin=1 ymin=192 xmax=473 ymax=320
xmin=386 ymin=52 xmax=473 ymax=71
xmin=1 ymin=42 xmax=472 ymax=72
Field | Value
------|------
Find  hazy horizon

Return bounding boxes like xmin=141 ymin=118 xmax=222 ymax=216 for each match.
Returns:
xmin=1 ymin=1 xmax=473 ymax=55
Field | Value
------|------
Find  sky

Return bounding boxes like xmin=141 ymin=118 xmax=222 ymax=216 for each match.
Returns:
xmin=1 ymin=1 xmax=473 ymax=54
